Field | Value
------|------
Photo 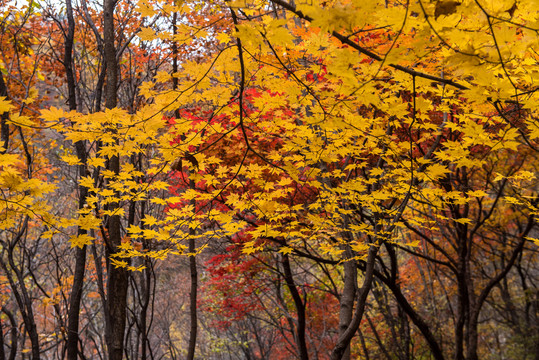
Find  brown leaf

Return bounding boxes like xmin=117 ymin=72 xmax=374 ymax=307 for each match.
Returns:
xmin=434 ymin=1 xmax=460 ymax=19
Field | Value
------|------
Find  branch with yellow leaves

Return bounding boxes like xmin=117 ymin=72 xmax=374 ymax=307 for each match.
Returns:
xmin=269 ymin=0 xmax=469 ymax=90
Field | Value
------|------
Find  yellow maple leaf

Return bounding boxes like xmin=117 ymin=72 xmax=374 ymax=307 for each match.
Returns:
xmin=61 ymin=154 xmax=82 ymax=166
xmin=70 ymin=234 xmax=94 ymax=249
xmin=142 ymin=215 xmax=157 ymax=226
xmin=110 ymin=258 xmax=128 ymax=268
xmin=0 ymin=154 xmax=18 ymax=167
xmin=278 ymin=246 xmax=294 ymax=255
xmin=351 ymin=242 xmax=369 ymax=252
xmin=78 ymin=215 xmax=101 ymax=230
xmin=0 ymin=97 xmax=13 ymax=113
xmin=525 ymin=237 xmax=539 ymax=247
xmin=103 ymin=208 xmax=126 ymax=217
xmin=40 ymin=106 xmax=67 ymax=123
xmin=136 ymin=0 xmax=157 ymax=17
xmin=88 ymin=157 xmax=106 ymax=168
xmin=128 ymin=265 xmax=146 ymax=272
xmin=425 ymin=163 xmax=450 ymax=181
xmin=9 ymin=114 xmax=35 ymax=128
xmin=138 ymin=27 xmax=156 ymax=41
xmin=467 ymin=190 xmax=487 ymax=198
xmin=79 ymin=176 xmax=96 ymax=191
xmin=216 ymin=32 xmax=231 ymax=44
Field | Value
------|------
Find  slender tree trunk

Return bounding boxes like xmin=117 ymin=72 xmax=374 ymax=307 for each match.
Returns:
xmin=103 ymin=0 xmax=128 ymax=359
xmin=139 ymin=263 xmax=151 ymax=360
xmin=337 ymin=251 xmax=357 ymax=360
xmin=135 ymin=199 xmax=151 ymax=360
xmin=171 ymin=9 xmax=180 ymax=120
xmin=382 ymin=278 xmax=445 ymax=360
xmin=103 ymin=0 xmax=118 ymax=110
xmin=0 ymin=72 xmax=9 ymax=154
xmin=331 ymin=244 xmax=379 ymax=360
xmin=0 ymin=78 xmax=12 ymax=359
xmin=186 ymin=190 xmax=198 ymax=360
xmin=0 ymin=228 xmax=41 ymax=360
xmin=466 ymin=233 xmax=530 ymax=360
xmin=282 ymin=254 xmax=309 ymax=360
xmin=365 ymin=313 xmax=392 ymax=360
xmin=1 ymin=307 xmax=18 ymax=360
xmin=66 ymin=245 xmax=86 ymax=360
xmin=454 ymin=266 xmax=467 ymax=360
xmin=172 ymin=13 xmax=198 ymax=356
xmin=63 ymin=0 xmax=89 ymax=358
xmin=381 ymin=243 xmax=431 ymax=359
xmin=454 ymin=226 xmax=469 ymax=360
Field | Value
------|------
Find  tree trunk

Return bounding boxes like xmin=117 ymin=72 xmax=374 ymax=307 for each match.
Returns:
xmin=466 ymin=233 xmax=530 ymax=360
xmin=282 ymin=254 xmax=309 ymax=360
xmin=1 ymin=307 xmax=18 ymax=360
xmin=0 ymin=72 xmax=9 ymax=154
xmin=63 ymin=0 xmax=90 ymax=358
xmin=454 ymin=255 xmax=468 ymax=360
xmin=336 ymin=251 xmax=357 ymax=360
xmin=186 ymin=212 xmax=198 ymax=360
xmin=382 ymin=278 xmax=445 ymax=360
xmin=0 ymin=230 xmax=41 ymax=360
xmin=331 ymin=244 xmax=379 ymax=360
xmin=103 ymin=0 xmax=128 ymax=359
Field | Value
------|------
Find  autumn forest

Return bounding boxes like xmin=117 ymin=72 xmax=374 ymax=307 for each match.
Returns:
xmin=0 ymin=0 xmax=538 ymax=359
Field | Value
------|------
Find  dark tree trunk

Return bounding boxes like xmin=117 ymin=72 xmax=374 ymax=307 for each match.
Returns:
xmin=1 ymin=307 xmax=18 ymax=360
xmin=186 ymin=189 xmax=198 ymax=360
xmin=383 ymin=279 xmax=445 ymax=359
xmin=282 ymin=254 xmax=309 ymax=360
xmin=467 ymin=231 xmax=530 ymax=360
xmin=331 ymin=244 xmax=379 ymax=360
xmin=63 ymin=0 xmax=89 ymax=358
xmin=0 ymin=72 xmax=9 ymax=154
xmin=0 ymin=225 xmax=41 ymax=360
xmin=66 ymin=246 xmax=87 ymax=360
xmin=337 ymin=250 xmax=357 ymax=360
xmin=103 ymin=1 xmax=128 ymax=359
xmin=186 ymin=235 xmax=198 ymax=360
